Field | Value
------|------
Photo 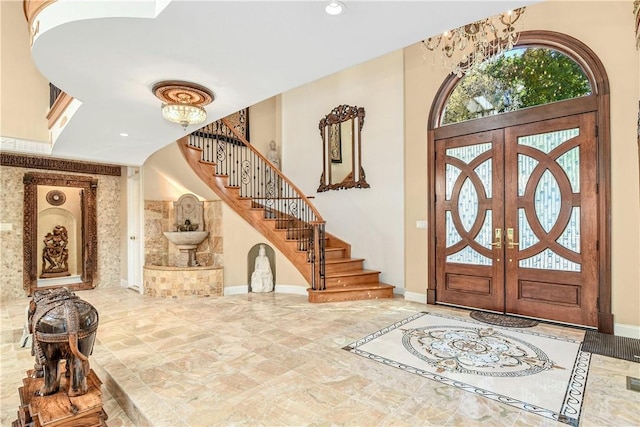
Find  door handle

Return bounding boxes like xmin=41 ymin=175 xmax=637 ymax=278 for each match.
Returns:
xmin=490 ymin=228 xmax=502 ymax=248
xmin=507 ymin=228 xmax=519 ymax=249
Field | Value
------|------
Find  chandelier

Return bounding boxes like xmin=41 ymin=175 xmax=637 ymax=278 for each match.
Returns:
xmin=422 ymin=8 xmax=525 ymax=77
xmin=152 ymin=81 xmax=214 ymax=130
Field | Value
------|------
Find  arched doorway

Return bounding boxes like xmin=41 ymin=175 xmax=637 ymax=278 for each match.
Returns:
xmin=427 ymin=31 xmax=612 ymax=332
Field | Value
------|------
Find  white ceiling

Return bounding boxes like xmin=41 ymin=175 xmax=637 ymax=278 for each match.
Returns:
xmin=30 ymin=0 xmax=536 ymax=166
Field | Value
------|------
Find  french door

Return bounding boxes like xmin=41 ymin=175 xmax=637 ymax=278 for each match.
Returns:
xmin=434 ymin=113 xmax=598 ymax=327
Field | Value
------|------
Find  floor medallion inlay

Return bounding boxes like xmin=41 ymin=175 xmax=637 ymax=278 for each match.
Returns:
xmin=402 ymin=326 xmax=559 ymax=376
xmin=345 ymin=311 xmax=590 ymax=426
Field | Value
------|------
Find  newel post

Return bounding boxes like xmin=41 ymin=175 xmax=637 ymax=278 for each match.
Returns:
xmin=311 ymin=222 xmax=326 ymax=291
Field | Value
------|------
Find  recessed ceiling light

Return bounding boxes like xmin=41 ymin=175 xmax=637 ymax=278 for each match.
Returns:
xmin=325 ymin=1 xmax=345 ymax=16
xmin=120 ymin=133 xmax=129 ymax=137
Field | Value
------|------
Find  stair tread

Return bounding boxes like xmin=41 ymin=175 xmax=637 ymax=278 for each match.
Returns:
xmin=326 ymin=269 xmax=380 ymax=278
xmin=308 ymin=283 xmax=395 ymax=292
xmin=275 ymin=227 xmax=312 ymax=231
xmin=325 ymin=258 xmax=364 ymax=264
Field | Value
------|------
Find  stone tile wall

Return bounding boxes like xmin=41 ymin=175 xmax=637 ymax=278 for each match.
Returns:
xmin=143 ymin=265 xmax=223 ymax=298
xmin=0 ymin=166 xmax=121 ymax=302
xmin=144 ymin=199 xmax=222 ymax=268
xmin=144 ymin=201 xmax=169 ymax=266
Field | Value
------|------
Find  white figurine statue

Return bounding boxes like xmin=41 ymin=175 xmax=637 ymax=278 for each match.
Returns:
xmin=265 ymin=140 xmax=280 ymax=192
xmin=266 ymin=140 xmax=280 ymax=169
xmin=250 ymin=244 xmax=274 ymax=293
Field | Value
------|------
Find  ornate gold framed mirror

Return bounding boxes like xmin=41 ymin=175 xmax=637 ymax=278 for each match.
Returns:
xmin=317 ymin=104 xmax=370 ymax=192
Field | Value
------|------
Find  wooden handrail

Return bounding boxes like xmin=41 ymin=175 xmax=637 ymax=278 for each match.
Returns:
xmin=46 ymin=91 xmax=73 ymax=130
xmin=220 ymin=117 xmax=325 ymax=224
xmin=185 ymin=117 xmax=327 ymax=289
xmin=23 ymin=0 xmax=55 ymax=25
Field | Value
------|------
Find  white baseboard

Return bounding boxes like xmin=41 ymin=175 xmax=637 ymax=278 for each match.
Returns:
xmin=37 ymin=275 xmax=82 ymax=287
xmin=274 ymin=284 xmax=308 ymax=295
xmin=404 ymin=291 xmax=427 ymax=304
xmin=224 ymin=284 xmax=308 ymax=296
xmin=224 ymin=285 xmax=249 ymax=296
xmin=614 ymin=323 xmax=640 ymax=339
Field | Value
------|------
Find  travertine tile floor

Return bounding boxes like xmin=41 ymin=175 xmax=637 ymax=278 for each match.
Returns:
xmin=1 ymin=288 xmax=639 ymax=426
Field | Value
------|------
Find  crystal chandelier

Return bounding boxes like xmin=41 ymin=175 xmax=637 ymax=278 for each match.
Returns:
xmin=161 ymin=99 xmax=206 ymax=130
xmin=152 ymin=81 xmax=214 ymax=130
xmin=422 ymin=8 xmax=526 ymax=77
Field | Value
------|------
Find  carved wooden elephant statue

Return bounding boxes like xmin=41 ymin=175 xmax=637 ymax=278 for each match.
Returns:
xmin=28 ymin=288 xmax=99 ymax=397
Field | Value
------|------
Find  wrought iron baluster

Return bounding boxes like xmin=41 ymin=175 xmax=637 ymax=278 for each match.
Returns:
xmin=319 ymin=223 xmax=326 ymax=290
xmin=188 ymin=117 xmax=326 ymax=289
xmin=49 ymin=83 xmax=62 ymax=108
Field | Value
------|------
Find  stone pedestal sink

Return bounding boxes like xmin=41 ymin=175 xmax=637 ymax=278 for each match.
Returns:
xmin=163 ymin=231 xmax=209 ymax=267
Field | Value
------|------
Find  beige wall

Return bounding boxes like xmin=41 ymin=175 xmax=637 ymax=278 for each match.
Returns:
xmin=0 ymin=166 xmax=122 ymax=302
xmin=281 ymin=50 xmax=406 ymax=290
xmin=249 ymin=97 xmax=279 ymax=164
xmin=0 ymin=1 xmax=49 ymax=142
xmin=222 ymin=203 xmax=306 ymax=289
xmin=404 ymin=1 xmax=640 ymax=329
xmin=143 ymin=141 xmax=219 ymax=201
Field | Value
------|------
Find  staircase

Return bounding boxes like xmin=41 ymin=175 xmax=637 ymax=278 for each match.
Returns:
xmin=178 ymin=118 xmax=394 ymax=303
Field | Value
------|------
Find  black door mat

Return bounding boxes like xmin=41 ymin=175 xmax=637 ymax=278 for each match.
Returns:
xmin=470 ymin=311 xmax=539 ymax=328
xmin=581 ymin=330 xmax=640 ymax=363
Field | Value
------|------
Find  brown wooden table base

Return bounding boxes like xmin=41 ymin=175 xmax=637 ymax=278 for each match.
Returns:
xmin=12 ymin=366 xmax=108 ymax=427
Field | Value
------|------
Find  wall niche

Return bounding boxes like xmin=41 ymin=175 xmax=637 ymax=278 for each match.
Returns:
xmin=23 ymin=172 xmax=98 ymax=295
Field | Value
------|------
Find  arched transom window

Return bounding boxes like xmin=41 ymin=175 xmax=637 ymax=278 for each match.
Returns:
xmin=441 ymin=47 xmax=592 ymax=125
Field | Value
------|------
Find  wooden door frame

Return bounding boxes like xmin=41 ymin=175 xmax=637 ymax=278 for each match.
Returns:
xmin=426 ymin=30 xmax=613 ymax=333
xmin=23 ymin=172 xmax=98 ymax=295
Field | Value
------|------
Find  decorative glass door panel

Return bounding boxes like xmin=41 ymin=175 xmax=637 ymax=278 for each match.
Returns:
xmin=435 ymin=131 xmax=504 ymax=312
xmin=435 ymin=113 xmax=598 ymax=326
xmin=504 ymin=113 xmax=598 ymax=326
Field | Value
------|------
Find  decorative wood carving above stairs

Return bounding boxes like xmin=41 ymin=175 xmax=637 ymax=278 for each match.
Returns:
xmin=177 ymin=118 xmax=394 ymax=303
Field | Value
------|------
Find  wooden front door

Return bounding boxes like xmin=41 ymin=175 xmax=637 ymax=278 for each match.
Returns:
xmin=435 ymin=112 xmax=598 ymax=327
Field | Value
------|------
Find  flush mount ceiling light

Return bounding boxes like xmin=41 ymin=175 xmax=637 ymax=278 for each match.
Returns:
xmin=324 ymin=1 xmax=345 ymax=16
xmin=152 ymin=81 xmax=214 ymax=130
